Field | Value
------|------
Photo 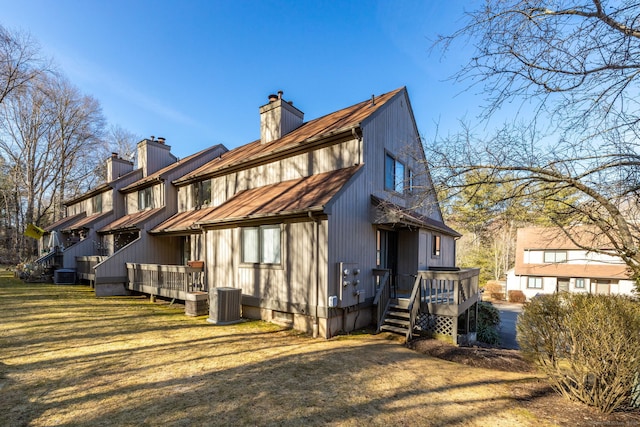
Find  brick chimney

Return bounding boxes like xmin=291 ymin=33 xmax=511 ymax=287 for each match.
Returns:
xmin=106 ymin=153 xmax=134 ymax=182
xmin=259 ymin=90 xmax=304 ymax=144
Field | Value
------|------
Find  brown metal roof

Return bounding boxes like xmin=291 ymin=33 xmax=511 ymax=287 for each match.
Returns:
xmin=152 ymin=166 xmax=361 ymax=234
xmin=120 ymin=144 xmax=227 ymax=192
xmin=174 ymin=88 xmax=405 ymax=185
xmin=45 ymin=212 xmax=86 ymax=232
xmin=371 ymin=196 xmax=461 ymax=237
xmin=99 ymin=208 xmax=163 ymax=233
xmin=515 ymin=226 xmax=616 ymax=250
xmin=515 ymin=263 xmax=629 ymax=279
xmin=150 ymin=206 xmax=219 ymax=234
xmin=61 ymin=211 xmax=113 ymax=232
xmin=514 ymin=226 xmax=631 ymax=279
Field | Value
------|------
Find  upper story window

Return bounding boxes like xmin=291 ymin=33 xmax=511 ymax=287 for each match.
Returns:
xmin=138 ymin=187 xmax=152 ymax=210
xmin=385 ymin=153 xmax=406 ymax=194
xmin=241 ymin=225 xmax=281 ymax=265
xmin=192 ymin=179 xmax=212 ymax=209
xmin=575 ymin=278 xmax=585 ymax=289
xmin=544 ymin=250 xmax=567 ymax=263
xmin=91 ymin=194 xmax=102 ymax=214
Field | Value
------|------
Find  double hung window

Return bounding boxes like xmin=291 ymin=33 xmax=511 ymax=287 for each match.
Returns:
xmin=242 ymin=225 xmax=281 ymax=265
xmin=138 ymin=187 xmax=152 ymax=210
xmin=527 ymin=277 xmax=543 ymax=289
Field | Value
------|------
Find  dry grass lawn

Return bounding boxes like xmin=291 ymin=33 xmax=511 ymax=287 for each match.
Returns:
xmin=1 ymin=271 xmax=638 ymax=426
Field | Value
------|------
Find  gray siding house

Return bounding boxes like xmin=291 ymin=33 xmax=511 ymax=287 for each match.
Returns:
xmin=149 ymin=88 xmax=478 ymax=340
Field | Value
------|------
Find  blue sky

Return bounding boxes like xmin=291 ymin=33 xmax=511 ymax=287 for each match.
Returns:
xmin=1 ymin=0 xmax=482 ymax=159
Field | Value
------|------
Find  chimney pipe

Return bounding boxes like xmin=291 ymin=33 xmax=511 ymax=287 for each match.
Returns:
xmin=150 ymin=135 xmax=155 ymax=141
xmin=278 ymin=90 xmax=283 ymax=99
xmin=111 ymin=152 xmax=118 ymax=158
xmin=268 ymin=94 xmax=278 ymax=103
xmin=157 ymin=137 xmax=166 ymax=144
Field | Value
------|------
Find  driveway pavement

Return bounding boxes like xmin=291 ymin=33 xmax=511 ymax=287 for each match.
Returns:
xmin=492 ymin=301 xmax=523 ymax=349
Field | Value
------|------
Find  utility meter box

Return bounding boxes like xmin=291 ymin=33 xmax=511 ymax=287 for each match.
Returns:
xmin=337 ymin=262 xmax=365 ymax=307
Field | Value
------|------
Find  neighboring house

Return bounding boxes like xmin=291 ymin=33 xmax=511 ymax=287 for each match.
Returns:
xmin=145 ymin=88 xmax=477 ymax=340
xmin=507 ymin=226 xmax=637 ymax=300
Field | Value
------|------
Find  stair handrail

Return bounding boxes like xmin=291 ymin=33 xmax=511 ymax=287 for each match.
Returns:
xmin=372 ymin=269 xmax=391 ymax=333
xmin=406 ymin=273 xmax=422 ymax=341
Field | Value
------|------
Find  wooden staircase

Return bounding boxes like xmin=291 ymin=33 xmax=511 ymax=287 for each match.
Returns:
xmin=379 ymin=298 xmax=412 ymax=336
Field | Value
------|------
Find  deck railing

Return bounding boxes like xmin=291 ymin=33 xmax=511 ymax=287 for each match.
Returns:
xmin=126 ymin=263 xmax=205 ymax=300
xmin=373 ymin=269 xmax=391 ymax=332
xmin=35 ymin=249 xmax=62 ymax=269
xmin=76 ymin=256 xmax=107 ymax=281
xmin=416 ymin=268 xmax=480 ymax=316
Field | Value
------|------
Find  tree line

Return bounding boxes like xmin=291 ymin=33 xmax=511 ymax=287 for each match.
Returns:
xmin=0 ymin=24 xmax=137 ymax=264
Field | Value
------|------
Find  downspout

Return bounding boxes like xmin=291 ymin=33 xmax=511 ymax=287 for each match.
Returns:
xmin=202 ymin=227 xmax=207 ymax=291
xmin=309 ymin=211 xmax=321 ymax=338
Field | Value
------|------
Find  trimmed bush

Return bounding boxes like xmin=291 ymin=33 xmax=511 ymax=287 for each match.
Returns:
xmin=484 ymin=280 xmax=505 ymax=300
xmin=508 ymin=290 xmax=526 ymax=303
xmin=476 ymin=301 xmax=501 ymax=345
xmin=517 ymin=293 xmax=640 ymax=414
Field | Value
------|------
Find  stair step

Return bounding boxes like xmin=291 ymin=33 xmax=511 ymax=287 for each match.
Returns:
xmin=389 ymin=303 xmax=410 ymax=310
xmin=385 ymin=318 xmax=410 ymax=327
xmin=380 ymin=324 xmax=409 ymax=335
xmin=390 ymin=299 xmax=410 ymax=309
xmin=387 ymin=310 xmax=410 ymax=319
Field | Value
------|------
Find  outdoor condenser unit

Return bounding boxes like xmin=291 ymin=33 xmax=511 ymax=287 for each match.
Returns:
xmin=207 ymin=287 xmax=242 ymax=325
xmin=54 ymin=269 xmax=76 ymax=285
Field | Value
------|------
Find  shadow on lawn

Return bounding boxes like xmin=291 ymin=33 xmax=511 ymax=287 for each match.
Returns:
xmin=1 ymin=280 xmax=559 ymax=426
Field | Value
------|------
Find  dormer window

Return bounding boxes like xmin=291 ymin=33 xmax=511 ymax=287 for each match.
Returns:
xmin=192 ymin=179 xmax=212 ymax=209
xmin=385 ymin=152 xmax=406 ymax=194
xmin=138 ymin=187 xmax=152 ymax=210
xmin=91 ymin=194 xmax=102 ymax=214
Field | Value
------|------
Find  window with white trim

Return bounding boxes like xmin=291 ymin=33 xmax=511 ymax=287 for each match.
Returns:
xmin=543 ymin=250 xmax=567 ymax=263
xmin=242 ymin=225 xmax=281 ymax=265
xmin=575 ymin=278 xmax=585 ymax=289
xmin=527 ymin=277 xmax=543 ymax=289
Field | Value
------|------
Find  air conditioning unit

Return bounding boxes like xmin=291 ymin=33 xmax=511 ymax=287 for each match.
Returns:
xmin=207 ymin=287 xmax=242 ymax=325
xmin=54 ymin=269 xmax=76 ymax=285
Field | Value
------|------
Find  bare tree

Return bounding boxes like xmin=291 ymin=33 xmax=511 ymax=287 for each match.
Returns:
xmin=46 ymin=75 xmax=105 ymax=220
xmin=439 ymin=1 xmax=640 ymax=138
xmin=0 ymin=24 xmax=47 ymax=105
xmin=431 ymin=1 xmax=640 ymax=292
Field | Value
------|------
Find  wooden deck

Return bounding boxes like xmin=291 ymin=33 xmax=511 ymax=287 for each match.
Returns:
xmin=125 ymin=263 xmax=206 ymax=301
xmin=376 ymin=268 xmax=481 ymax=342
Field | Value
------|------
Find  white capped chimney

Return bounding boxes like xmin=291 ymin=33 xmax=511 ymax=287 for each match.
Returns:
xmin=259 ymin=90 xmax=304 ymax=144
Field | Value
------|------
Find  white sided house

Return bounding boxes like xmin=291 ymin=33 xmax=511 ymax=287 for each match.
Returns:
xmin=147 ymin=88 xmax=479 ymax=341
xmin=507 ymin=226 xmax=637 ymax=300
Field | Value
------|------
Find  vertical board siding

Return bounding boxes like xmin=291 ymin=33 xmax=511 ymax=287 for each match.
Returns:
xmin=363 ymin=92 xmax=442 ymax=221
xmin=208 ymin=139 xmax=360 ymax=209
xmin=206 ymin=220 xmax=329 ymax=312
